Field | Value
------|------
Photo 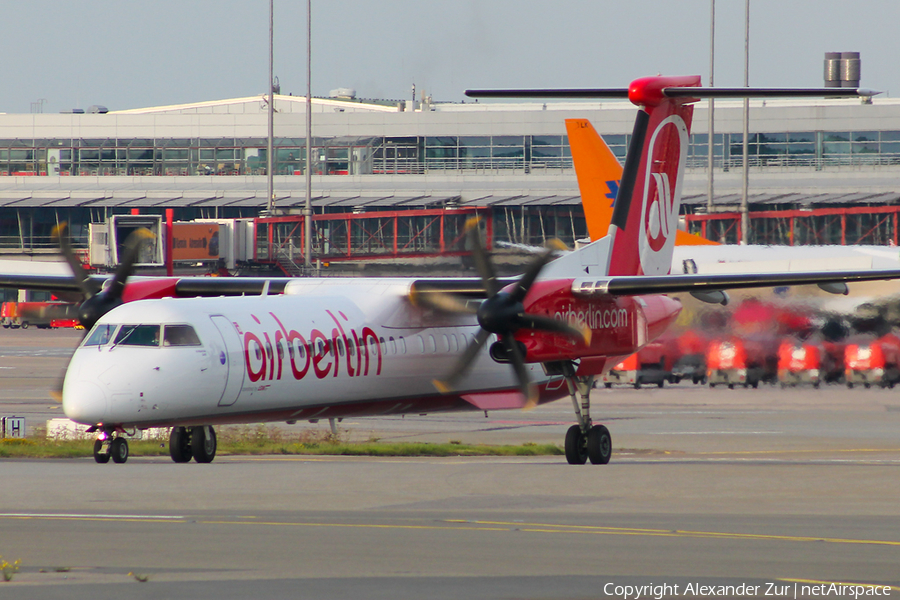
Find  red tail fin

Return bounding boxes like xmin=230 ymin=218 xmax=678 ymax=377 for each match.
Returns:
xmin=567 ymin=117 xmax=718 ymax=247
xmin=606 ymin=76 xmax=700 ymax=276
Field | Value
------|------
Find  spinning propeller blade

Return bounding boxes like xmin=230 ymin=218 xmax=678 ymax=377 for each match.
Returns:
xmin=49 ymin=223 xmax=155 ymax=399
xmin=425 ymin=227 xmax=588 ymax=407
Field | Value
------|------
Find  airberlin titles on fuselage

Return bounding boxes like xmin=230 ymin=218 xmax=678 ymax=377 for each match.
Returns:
xmin=239 ymin=310 xmax=382 ymax=383
xmin=554 ymin=304 xmax=629 ymax=331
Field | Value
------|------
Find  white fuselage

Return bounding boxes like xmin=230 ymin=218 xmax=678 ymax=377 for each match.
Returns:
xmin=62 ymin=278 xmax=558 ymax=428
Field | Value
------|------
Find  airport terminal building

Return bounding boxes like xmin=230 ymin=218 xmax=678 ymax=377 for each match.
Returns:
xmin=1 ymin=89 xmax=900 ymax=270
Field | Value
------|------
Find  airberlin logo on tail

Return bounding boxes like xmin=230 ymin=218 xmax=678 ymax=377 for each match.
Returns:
xmin=241 ymin=311 xmax=382 ymax=383
xmin=639 ymin=114 xmax=688 ymax=276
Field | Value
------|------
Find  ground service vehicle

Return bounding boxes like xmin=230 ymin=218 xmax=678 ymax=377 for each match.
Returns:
xmin=777 ymin=340 xmax=831 ymax=388
xmin=845 ymin=334 xmax=900 ymax=388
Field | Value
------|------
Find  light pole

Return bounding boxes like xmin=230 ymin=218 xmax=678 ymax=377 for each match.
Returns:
xmin=304 ymin=0 xmax=313 ymax=268
xmin=740 ymin=0 xmax=750 ymax=245
xmin=266 ymin=0 xmax=275 ymax=213
xmin=707 ymin=0 xmax=715 ymax=218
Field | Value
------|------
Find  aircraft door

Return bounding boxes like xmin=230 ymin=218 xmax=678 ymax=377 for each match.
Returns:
xmin=210 ymin=315 xmax=245 ymax=407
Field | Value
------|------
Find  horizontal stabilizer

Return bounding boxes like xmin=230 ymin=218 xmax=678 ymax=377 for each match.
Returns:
xmin=466 ymin=87 xmax=878 ymax=100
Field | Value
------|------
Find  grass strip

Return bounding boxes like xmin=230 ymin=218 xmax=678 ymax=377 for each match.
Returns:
xmin=0 ymin=436 xmax=562 ymax=459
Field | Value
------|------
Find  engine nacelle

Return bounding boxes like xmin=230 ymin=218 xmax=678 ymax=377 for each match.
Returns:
xmin=513 ymin=279 xmax=682 ymax=364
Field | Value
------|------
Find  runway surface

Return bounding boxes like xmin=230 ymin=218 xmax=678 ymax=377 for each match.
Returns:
xmin=1 ymin=329 xmax=900 ymax=599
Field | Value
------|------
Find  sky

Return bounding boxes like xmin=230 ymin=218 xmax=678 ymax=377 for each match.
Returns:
xmin=2 ymin=0 xmax=899 ymax=113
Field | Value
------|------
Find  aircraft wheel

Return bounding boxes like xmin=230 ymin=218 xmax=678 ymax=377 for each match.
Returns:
xmin=587 ymin=425 xmax=612 ymax=465
xmin=191 ymin=426 xmax=217 ymax=464
xmin=93 ymin=439 xmax=110 ymax=464
xmin=564 ymin=425 xmax=588 ymax=465
xmin=847 ymin=382 xmax=854 ymax=389
xmin=604 ymin=382 xmax=612 ymax=389
xmin=111 ymin=437 xmax=129 ymax=464
xmin=728 ymin=383 xmax=734 ymax=390
xmin=20 ymin=321 xmax=28 ymax=329
xmin=169 ymin=427 xmax=193 ymax=463
xmin=864 ymin=383 xmax=871 ymax=389
xmin=657 ymin=380 xmax=664 ymax=388
xmin=709 ymin=382 xmax=716 ymax=388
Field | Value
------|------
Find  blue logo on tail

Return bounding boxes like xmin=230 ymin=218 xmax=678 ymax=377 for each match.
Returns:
xmin=606 ymin=180 xmax=620 ymax=207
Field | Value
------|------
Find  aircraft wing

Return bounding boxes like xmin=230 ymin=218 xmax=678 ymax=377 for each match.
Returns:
xmin=0 ymin=273 xmax=291 ymax=297
xmin=411 ymin=268 xmax=900 ymax=305
xmin=0 ymin=274 xmax=89 ymax=295
xmin=574 ymin=269 xmax=900 ymax=297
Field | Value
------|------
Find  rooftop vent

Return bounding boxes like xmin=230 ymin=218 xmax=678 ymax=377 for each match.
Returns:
xmin=329 ymin=87 xmax=357 ymax=100
xmin=824 ymin=52 xmax=860 ymax=88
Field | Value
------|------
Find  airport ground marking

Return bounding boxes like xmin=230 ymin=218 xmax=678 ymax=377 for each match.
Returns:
xmin=696 ymin=448 xmax=900 ymax=456
xmin=779 ymin=578 xmax=900 ymax=592
xmin=0 ymin=513 xmax=186 ymax=523
xmin=199 ymin=520 xmax=513 ymax=533
xmin=4 ymin=513 xmax=900 ymax=549
xmin=444 ymin=519 xmax=900 ymax=547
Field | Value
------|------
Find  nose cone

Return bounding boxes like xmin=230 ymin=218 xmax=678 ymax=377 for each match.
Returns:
xmin=62 ymin=379 xmax=108 ymax=425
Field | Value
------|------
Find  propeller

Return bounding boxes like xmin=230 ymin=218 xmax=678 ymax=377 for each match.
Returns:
xmin=37 ymin=223 xmax=155 ymax=400
xmin=417 ymin=218 xmax=590 ymax=408
xmin=51 ymin=223 xmax=155 ymax=331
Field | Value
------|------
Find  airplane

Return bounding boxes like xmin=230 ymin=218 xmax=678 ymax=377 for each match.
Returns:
xmin=4 ymin=74 xmax=899 ymax=468
xmin=565 ymin=117 xmax=718 ymax=246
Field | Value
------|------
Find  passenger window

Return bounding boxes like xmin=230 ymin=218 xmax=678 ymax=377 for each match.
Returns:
xmin=84 ymin=323 xmax=116 ymax=346
xmin=428 ymin=335 xmax=436 ymax=353
xmin=277 ymin=340 xmax=285 ymax=360
xmin=114 ymin=325 xmax=160 ymax=347
xmin=417 ymin=336 xmax=425 ymax=353
xmin=162 ymin=325 xmax=201 ymax=347
xmin=347 ymin=338 xmax=355 ymax=356
xmin=337 ymin=338 xmax=345 ymax=357
xmin=389 ymin=336 xmax=397 ymax=354
xmin=442 ymin=334 xmax=450 ymax=352
xmin=400 ymin=336 xmax=407 ymax=354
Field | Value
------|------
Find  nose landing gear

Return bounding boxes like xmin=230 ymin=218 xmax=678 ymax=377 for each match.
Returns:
xmin=91 ymin=428 xmax=130 ymax=464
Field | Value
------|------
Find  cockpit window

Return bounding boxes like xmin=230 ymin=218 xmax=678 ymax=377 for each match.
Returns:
xmin=114 ymin=324 xmax=160 ymax=347
xmin=84 ymin=323 xmax=117 ymax=347
xmin=163 ymin=325 xmax=201 ymax=347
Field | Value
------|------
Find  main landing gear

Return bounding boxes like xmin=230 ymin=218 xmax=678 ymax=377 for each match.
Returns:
xmin=92 ymin=428 xmax=130 ymax=464
xmin=559 ymin=362 xmax=612 ymax=466
xmin=169 ymin=425 xmax=217 ymax=464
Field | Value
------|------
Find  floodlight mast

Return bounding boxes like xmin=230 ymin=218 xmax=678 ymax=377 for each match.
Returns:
xmin=304 ymin=0 xmax=313 ymax=269
xmin=266 ymin=0 xmax=274 ymax=214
